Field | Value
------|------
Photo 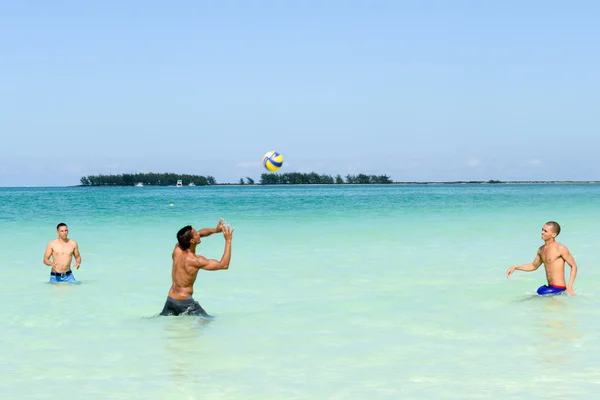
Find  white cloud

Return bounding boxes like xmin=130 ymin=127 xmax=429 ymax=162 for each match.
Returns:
xmin=466 ymin=157 xmax=481 ymax=167
xmin=236 ymin=162 xmax=261 ymax=169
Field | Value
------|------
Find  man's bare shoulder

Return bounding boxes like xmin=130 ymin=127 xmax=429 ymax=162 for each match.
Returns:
xmin=173 ymin=246 xmax=196 ymax=261
xmin=556 ymin=242 xmax=570 ymax=252
xmin=546 ymin=241 xmax=567 ymax=250
xmin=185 ymin=252 xmax=209 ymax=268
xmin=61 ymin=239 xmax=77 ymax=248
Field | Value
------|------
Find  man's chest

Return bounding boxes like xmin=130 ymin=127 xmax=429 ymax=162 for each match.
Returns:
xmin=541 ymin=248 xmax=561 ymax=264
xmin=53 ymin=243 xmax=73 ymax=254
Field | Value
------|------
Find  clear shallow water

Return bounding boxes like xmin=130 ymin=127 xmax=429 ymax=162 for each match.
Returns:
xmin=1 ymin=184 xmax=600 ymax=399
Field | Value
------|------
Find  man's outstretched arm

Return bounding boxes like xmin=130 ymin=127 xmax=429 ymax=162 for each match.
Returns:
xmin=507 ymin=251 xmax=542 ymax=278
xmin=198 ymin=218 xmax=224 ymax=237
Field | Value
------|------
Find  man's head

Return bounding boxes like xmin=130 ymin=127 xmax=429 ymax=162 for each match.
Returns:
xmin=542 ymin=221 xmax=561 ymax=241
xmin=56 ymin=223 xmax=68 ymax=240
xmin=177 ymin=225 xmax=199 ymax=250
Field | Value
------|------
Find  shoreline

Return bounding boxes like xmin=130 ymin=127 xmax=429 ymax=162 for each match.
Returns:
xmin=3 ymin=180 xmax=600 ymax=189
xmin=74 ymin=180 xmax=600 ymax=187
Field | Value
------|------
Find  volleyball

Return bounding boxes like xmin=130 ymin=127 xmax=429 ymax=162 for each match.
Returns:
xmin=262 ymin=151 xmax=284 ymax=172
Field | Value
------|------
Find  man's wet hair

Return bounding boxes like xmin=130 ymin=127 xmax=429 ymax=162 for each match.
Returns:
xmin=177 ymin=225 xmax=194 ymax=250
xmin=545 ymin=221 xmax=561 ymax=235
xmin=57 ymin=223 xmax=67 ymax=230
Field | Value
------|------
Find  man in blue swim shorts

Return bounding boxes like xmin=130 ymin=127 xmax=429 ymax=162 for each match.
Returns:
xmin=506 ymin=221 xmax=578 ymax=295
xmin=43 ymin=223 xmax=81 ymax=283
xmin=160 ymin=219 xmax=234 ymax=316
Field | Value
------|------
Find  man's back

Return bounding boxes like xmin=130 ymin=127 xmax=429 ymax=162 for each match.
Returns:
xmin=169 ymin=245 xmax=200 ymax=299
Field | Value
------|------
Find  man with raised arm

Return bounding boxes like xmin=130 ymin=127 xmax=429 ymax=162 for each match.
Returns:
xmin=160 ymin=219 xmax=234 ymax=316
xmin=506 ymin=221 xmax=578 ymax=296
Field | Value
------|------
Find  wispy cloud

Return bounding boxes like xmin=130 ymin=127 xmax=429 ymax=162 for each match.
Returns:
xmin=237 ymin=162 xmax=260 ymax=169
xmin=466 ymin=157 xmax=481 ymax=167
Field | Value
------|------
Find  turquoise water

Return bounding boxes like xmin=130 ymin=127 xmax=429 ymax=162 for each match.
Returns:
xmin=1 ymin=184 xmax=600 ymax=399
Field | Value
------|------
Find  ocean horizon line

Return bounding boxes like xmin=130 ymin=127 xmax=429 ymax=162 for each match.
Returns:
xmin=2 ymin=179 xmax=600 ymax=189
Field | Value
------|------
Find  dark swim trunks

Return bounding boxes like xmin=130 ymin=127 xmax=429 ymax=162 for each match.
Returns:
xmin=537 ymin=284 xmax=566 ymax=296
xmin=159 ymin=296 xmax=213 ymax=317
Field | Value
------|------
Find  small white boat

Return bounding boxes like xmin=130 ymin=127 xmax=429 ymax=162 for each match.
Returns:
xmin=176 ymin=180 xmax=183 ymax=187
xmin=135 ymin=182 xmax=144 ymax=187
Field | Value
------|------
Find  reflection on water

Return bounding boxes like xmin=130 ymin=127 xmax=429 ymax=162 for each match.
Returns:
xmin=534 ymin=297 xmax=582 ymax=366
xmin=46 ymin=280 xmax=82 ymax=287
xmin=163 ymin=317 xmax=212 ymax=383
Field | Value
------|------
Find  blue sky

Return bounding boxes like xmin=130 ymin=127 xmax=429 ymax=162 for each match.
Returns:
xmin=1 ymin=0 xmax=598 ymax=186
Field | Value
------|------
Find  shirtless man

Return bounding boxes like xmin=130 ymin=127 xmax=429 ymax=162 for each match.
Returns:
xmin=43 ymin=223 xmax=81 ymax=283
xmin=506 ymin=221 xmax=578 ymax=296
xmin=160 ymin=219 xmax=234 ymax=317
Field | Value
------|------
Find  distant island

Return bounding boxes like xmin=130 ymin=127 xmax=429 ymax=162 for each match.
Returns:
xmin=78 ymin=173 xmax=600 ymax=187
xmin=79 ymin=172 xmax=394 ymax=186
xmin=79 ymin=173 xmax=216 ymax=187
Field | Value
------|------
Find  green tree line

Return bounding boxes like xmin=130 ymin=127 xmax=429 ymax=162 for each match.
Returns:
xmin=79 ymin=173 xmax=217 ymax=186
xmin=258 ymin=172 xmax=393 ymax=185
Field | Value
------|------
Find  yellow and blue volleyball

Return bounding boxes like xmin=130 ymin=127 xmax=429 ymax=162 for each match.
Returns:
xmin=262 ymin=151 xmax=284 ymax=172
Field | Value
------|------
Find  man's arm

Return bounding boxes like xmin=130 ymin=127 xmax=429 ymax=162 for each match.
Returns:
xmin=43 ymin=243 xmax=55 ymax=268
xmin=198 ymin=218 xmax=224 ymax=238
xmin=192 ymin=224 xmax=233 ymax=270
xmin=73 ymin=242 xmax=81 ymax=269
xmin=507 ymin=250 xmax=543 ymax=278
xmin=562 ymin=246 xmax=578 ymax=295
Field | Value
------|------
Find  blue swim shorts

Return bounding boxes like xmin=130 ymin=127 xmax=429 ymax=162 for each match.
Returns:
xmin=49 ymin=270 xmax=77 ymax=283
xmin=536 ymin=284 xmax=566 ymax=296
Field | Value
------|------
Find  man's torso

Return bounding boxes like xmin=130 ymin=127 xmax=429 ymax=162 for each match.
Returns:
xmin=50 ymin=239 xmax=76 ymax=272
xmin=168 ymin=246 xmax=200 ymax=299
xmin=540 ymin=243 xmax=566 ymax=286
